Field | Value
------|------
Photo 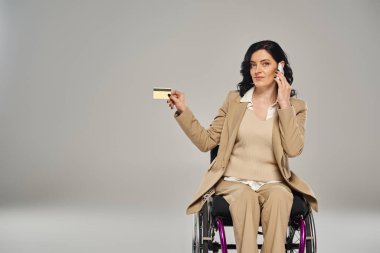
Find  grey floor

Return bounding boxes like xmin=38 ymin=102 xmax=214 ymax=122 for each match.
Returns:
xmin=0 ymin=205 xmax=379 ymax=253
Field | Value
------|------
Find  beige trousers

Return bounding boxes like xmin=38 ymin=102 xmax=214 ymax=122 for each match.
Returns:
xmin=214 ymin=179 xmax=293 ymax=253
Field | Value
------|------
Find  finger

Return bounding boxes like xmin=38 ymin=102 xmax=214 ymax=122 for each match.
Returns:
xmin=278 ymin=71 xmax=288 ymax=85
xmin=172 ymin=90 xmax=184 ymax=100
xmin=274 ymin=76 xmax=280 ymax=87
xmin=170 ymin=94 xmax=179 ymax=103
xmin=278 ymin=73 xmax=291 ymax=91
xmin=275 ymin=72 xmax=280 ymax=81
xmin=275 ymin=72 xmax=283 ymax=88
xmin=172 ymin=89 xmax=182 ymax=95
xmin=278 ymin=72 xmax=286 ymax=85
xmin=278 ymin=72 xmax=288 ymax=90
xmin=171 ymin=90 xmax=179 ymax=96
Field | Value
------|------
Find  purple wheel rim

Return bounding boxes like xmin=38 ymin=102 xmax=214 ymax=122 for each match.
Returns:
xmin=216 ymin=217 xmax=228 ymax=253
xmin=298 ymin=216 xmax=306 ymax=253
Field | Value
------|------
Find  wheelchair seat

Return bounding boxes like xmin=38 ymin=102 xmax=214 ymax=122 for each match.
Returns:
xmin=211 ymin=191 xmax=309 ymax=227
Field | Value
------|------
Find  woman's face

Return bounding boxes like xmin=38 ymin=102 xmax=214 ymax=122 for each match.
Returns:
xmin=250 ymin=49 xmax=282 ymax=88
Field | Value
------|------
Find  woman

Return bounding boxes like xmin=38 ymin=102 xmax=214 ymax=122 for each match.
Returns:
xmin=167 ymin=40 xmax=318 ymax=253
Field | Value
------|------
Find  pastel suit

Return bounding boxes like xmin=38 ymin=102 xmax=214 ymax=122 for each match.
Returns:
xmin=174 ymin=90 xmax=318 ymax=215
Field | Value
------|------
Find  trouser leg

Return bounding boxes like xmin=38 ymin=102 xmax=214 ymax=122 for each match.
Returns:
xmin=258 ymin=182 xmax=293 ymax=253
xmin=215 ymin=180 xmax=261 ymax=253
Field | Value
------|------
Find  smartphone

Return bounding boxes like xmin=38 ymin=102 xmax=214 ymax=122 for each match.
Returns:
xmin=276 ymin=63 xmax=284 ymax=82
xmin=277 ymin=63 xmax=284 ymax=75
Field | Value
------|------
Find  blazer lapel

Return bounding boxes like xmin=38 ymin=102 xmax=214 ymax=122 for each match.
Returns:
xmin=224 ymin=96 xmax=248 ymax=159
xmin=272 ymin=104 xmax=292 ymax=179
xmin=272 ymin=112 xmax=283 ymax=168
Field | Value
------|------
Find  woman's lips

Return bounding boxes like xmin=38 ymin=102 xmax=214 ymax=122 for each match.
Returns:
xmin=255 ymin=77 xmax=264 ymax=80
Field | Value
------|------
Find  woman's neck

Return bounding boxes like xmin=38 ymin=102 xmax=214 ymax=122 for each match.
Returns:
xmin=252 ymin=85 xmax=277 ymax=105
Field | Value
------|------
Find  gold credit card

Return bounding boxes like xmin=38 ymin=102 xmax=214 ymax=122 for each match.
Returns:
xmin=153 ymin=87 xmax=172 ymax=99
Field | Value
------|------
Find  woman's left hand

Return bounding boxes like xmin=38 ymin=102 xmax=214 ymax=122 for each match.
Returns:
xmin=275 ymin=70 xmax=292 ymax=109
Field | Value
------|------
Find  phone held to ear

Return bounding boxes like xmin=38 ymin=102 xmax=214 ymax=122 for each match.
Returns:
xmin=277 ymin=63 xmax=284 ymax=75
xmin=276 ymin=63 xmax=284 ymax=82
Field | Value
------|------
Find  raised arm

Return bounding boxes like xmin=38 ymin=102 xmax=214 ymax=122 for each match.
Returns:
xmin=168 ymin=90 xmax=230 ymax=152
xmin=277 ymin=100 xmax=307 ymax=157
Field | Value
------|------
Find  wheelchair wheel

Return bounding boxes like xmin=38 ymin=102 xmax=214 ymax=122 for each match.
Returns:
xmin=192 ymin=212 xmax=201 ymax=253
xmin=286 ymin=222 xmax=300 ymax=252
xmin=305 ymin=211 xmax=317 ymax=253
xmin=286 ymin=210 xmax=317 ymax=253
xmin=192 ymin=202 xmax=212 ymax=253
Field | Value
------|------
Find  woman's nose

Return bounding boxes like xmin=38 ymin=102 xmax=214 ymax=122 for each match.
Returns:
xmin=254 ymin=65 xmax=262 ymax=73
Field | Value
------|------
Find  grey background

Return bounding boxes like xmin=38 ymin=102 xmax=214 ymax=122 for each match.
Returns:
xmin=0 ymin=0 xmax=379 ymax=252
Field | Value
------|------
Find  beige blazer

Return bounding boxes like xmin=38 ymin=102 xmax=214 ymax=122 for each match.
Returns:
xmin=175 ymin=90 xmax=318 ymax=215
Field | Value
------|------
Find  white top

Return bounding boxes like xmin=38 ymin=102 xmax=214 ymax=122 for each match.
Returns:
xmin=223 ymin=87 xmax=283 ymax=191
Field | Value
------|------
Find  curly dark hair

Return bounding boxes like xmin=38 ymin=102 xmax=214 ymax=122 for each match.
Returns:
xmin=237 ymin=40 xmax=296 ymax=98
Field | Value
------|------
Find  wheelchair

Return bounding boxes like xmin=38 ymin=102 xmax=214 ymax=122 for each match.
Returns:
xmin=192 ymin=146 xmax=317 ymax=253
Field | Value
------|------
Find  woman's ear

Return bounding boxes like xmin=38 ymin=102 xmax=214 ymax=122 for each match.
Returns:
xmin=280 ymin=61 xmax=285 ymax=68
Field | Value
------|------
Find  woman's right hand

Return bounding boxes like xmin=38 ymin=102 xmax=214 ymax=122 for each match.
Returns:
xmin=167 ymin=90 xmax=187 ymax=113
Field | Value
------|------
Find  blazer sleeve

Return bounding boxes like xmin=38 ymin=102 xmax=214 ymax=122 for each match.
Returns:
xmin=277 ymin=100 xmax=307 ymax=157
xmin=173 ymin=91 xmax=231 ymax=152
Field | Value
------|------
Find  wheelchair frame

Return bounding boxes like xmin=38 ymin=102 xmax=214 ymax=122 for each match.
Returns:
xmin=192 ymin=194 xmax=317 ymax=253
xmin=192 ymin=146 xmax=317 ymax=253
